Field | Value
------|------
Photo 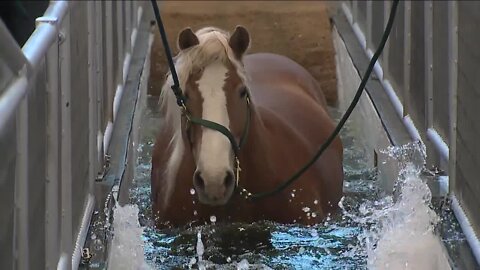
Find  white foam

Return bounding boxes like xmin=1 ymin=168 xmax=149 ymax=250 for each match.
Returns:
xmin=108 ymin=203 xmax=151 ymax=270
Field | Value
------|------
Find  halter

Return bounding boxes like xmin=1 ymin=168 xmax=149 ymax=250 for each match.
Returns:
xmin=150 ymin=0 xmax=399 ymax=201
xmin=181 ymin=93 xmax=251 ymax=188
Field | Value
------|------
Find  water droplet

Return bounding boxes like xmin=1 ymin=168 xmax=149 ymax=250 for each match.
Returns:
xmin=314 ymin=199 xmax=319 ymax=205
xmin=90 ymin=233 xmax=97 ymax=240
xmin=299 ymin=247 xmax=305 ymax=254
xmin=93 ymin=239 xmax=104 ymax=251
xmin=189 ymin=258 xmax=197 ymax=267
xmin=311 ymin=212 xmax=317 ymax=218
xmin=291 ymin=193 xmax=295 ymax=198
xmin=302 ymin=207 xmax=311 ymax=212
xmin=210 ymin=215 xmax=217 ymax=223
xmin=193 ymin=210 xmax=198 ymax=216
xmin=226 ymin=257 xmax=232 ymax=263
xmin=190 ymin=188 xmax=196 ymax=195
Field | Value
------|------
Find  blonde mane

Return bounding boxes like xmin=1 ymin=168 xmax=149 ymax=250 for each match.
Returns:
xmin=158 ymin=27 xmax=249 ymax=207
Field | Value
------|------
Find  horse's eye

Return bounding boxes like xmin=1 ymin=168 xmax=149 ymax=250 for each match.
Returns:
xmin=240 ymin=87 xmax=248 ymax=98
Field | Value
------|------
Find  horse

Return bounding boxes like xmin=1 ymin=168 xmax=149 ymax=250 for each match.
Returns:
xmin=151 ymin=25 xmax=344 ymax=228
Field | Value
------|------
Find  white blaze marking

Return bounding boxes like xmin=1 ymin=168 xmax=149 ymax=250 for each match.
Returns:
xmin=196 ymin=62 xmax=232 ymax=182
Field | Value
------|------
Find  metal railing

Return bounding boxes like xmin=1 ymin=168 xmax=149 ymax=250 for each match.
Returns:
xmin=0 ymin=1 xmax=149 ymax=269
xmin=341 ymin=0 xmax=480 ymax=265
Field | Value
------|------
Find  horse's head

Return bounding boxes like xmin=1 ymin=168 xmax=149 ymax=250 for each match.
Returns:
xmin=162 ymin=26 xmax=251 ymax=206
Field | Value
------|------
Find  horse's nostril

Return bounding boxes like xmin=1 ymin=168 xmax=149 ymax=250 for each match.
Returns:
xmin=194 ymin=172 xmax=205 ymax=190
xmin=224 ymin=171 xmax=235 ymax=188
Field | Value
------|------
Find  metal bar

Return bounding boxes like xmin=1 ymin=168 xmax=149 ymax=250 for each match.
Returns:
xmin=87 ymin=0 xmax=98 ymax=196
xmin=425 ymin=1 xmax=434 ymax=129
xmin=59 ymin=10 xmax=73 ymax=269
xmin=105 ymin=1 xmax=114 ymax=132
xmin=366 ymin=0 xmax=373 ymax=50
xmin=45 ymin=38 xmax=60 ymax=270
xmin=404 ymin=0 xmax=411 ymax=116
xmin=451 ymin=195 xmax=480 ymax=265
xmin=382 ymin=0 xmax=391 ymax=80
xmin=14 ymin=98 xmax=30 ymax=270
xmin=71 ymin=195 xmax=94 ymax=270
xmin=448 ymin=0 xmax=458 ymax=193
xmin=427 ymin=128 xmax=449 ymax=162
xmin=23 ymin=1 xmax=68 ymax=70
xmin=96 ymin=1 xmax=105 ymax=166
xmin=117 ymin=1 xmax=125 ymax=86
xmin=125 ymin=1 xmax=132 ymax=55
xmin=0 ymin=76 xmax=29 ymax=132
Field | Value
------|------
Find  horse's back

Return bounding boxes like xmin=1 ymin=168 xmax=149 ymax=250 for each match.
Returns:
xmin=244 ymin=53 xmax=328 ymax=107
xmin=244 ymin=53 xmax=338 ymax=144
xmin=244 ymin=53 xmax=343 ymax=207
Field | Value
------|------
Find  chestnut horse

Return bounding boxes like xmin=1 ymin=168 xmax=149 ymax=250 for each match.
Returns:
xmin=151 ymin=26 xmax=343 ymax=228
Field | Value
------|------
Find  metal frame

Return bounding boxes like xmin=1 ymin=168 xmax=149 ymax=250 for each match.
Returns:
xmin=339 ymin=0 xmax=479 ymax=266
xmin=0 ymin=1 xmax=148 ymax=269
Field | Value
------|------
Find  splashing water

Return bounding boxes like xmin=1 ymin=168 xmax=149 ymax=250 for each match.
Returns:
xmin=339 ymin=142 xmax=451 ymax=269
xmin=105 ymin=97 xmax=464 ymax=269
xmin=108 ymin=203 xmax=152 ymax=270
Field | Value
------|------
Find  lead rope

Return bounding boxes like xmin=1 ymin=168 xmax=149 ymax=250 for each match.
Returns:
xmin=238 ymin=0 xmax=400 ymax=201
xmin=150 ymin=0 xmax=399 ymax=201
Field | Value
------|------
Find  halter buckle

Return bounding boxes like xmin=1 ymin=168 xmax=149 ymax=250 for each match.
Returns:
xmin=181 ymin=103 xmax=191 ymax=122
xmin=235 ymin=157 xmax=241 ymax=186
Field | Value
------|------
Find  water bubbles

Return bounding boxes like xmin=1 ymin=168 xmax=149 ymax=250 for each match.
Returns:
xmin=237 ymin=259 xmax=250 ymax=270
xmin=90 ymin=233 xmax=97 ymax=240
xmin=299 ymin=247 xmax=305 ymax=254
xmin=313 ymin=199 xmax=319 ymax=205
xmin=193 ymin=210 xmax=198 ymax=216
xmin=291 ymin=192 xmax=296 ymax=198
xmin=93 ymin=239 xmax=104 ymax=251
xmin=311 ymin=212 xmax=317 ymax=218
xmin=188 ymin=258 xmax=197 ymax=268
xmin=209 ymin=215 xmax=217 ymax=223
xmin=190 ymin=188 xmax=196 ymax=195
xmin=302 ymin=207 xmax=311 ymax=213
xmin=196 ymin=230 xmax=204 ymax=260
xmin=226 ymin=257 xmax=232 ymax=263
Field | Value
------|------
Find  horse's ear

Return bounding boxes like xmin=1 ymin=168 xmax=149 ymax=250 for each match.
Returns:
xmin=229 ymin=25 xmax=250 ymax=59
xmin=178 ymin=27 xmax=199 ymax=50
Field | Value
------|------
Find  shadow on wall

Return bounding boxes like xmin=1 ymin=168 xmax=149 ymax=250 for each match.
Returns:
xmin=147 ymin=1 xmax=338 ymax=106
xmin=0 ymin=1 xmax=49 ymax=47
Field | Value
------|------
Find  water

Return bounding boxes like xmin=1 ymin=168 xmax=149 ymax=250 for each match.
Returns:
xmin=107 ymin=96 xmax=466 ymax=269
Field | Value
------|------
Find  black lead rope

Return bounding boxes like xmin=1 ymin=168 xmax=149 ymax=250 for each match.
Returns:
xmin=150 ymin=0 xmax=399 ymax=201
xmin=150 ymin=0 xmax=184 ymax=106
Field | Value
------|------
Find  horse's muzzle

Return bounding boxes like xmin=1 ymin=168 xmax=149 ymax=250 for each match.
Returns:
xmin=193 ymin=170 xmax=235 ymax=205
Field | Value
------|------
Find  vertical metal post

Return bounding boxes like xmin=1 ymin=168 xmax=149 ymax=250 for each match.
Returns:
xmin=87 ymin=0 xmax=98 ymax=195
xmin=448 ymin=0 xmax=458 ymax=192
xmin=117 ymin=1 xmax=125 ymax=85
xmin=14 ymin=96 xmax=30 ymax=270
xmin=366 ymin=0 xmax=373 ymax=50
xmin=403 ymin=0 xmax=411 ymax=115
xmin=382 ymin=0 xmax=391 ymax=81
xmin=45 ymin=39 xmax=60 ymax=270
xmin=95 ymin=1 xmax=105 ymax=168
xmin=104 ymin=1 xmax=114 ymax=151
xmin=125 ymin=1 xmax=132 ymax=55
xmin=425 ymin=1 xmax=434 ymax=130
xmin=59 ymin=9 xmax=73 ymax=269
